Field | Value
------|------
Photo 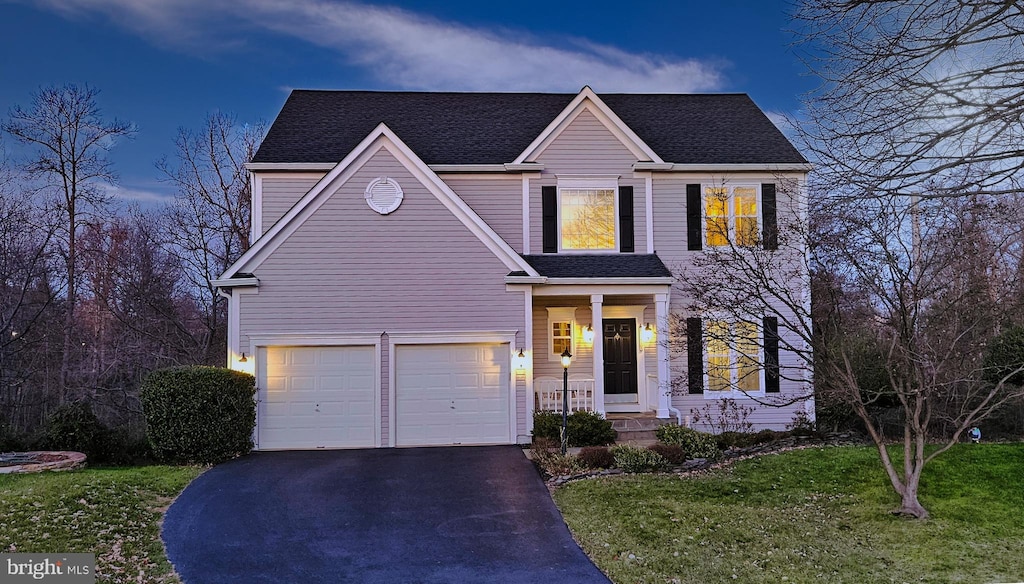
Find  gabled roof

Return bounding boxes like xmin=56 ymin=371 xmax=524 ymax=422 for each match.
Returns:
xmin=519 ymin=254 xmax=672 ymax=279
xmin=220 ymin=123 xmax=539 ymax=281
xmin=252 ymin=90 xmax=806 ymax=166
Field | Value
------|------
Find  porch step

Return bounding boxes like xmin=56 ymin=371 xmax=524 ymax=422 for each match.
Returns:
xmin=606 ymin=413 xmax=674 ymax=444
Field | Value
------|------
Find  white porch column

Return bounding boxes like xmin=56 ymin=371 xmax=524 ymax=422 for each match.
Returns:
xmin=655 ymin=292 xmax=671 ymax=419
xmin=590 ymin=294 xmax=605 ymax=416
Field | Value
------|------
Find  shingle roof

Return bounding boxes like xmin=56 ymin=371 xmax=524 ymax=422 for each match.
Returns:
xmin=519 ymin=254 xmax=672 ymax=279
xmin=252 ymin=90 xmax=806 ymax=165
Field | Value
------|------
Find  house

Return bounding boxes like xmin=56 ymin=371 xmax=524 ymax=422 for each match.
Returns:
xmin=215 ymin=87 xmax=813 ymax=450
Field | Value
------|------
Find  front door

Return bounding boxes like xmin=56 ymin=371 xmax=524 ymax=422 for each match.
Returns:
xmin=603 ymin=319 xmax=638 ymax=403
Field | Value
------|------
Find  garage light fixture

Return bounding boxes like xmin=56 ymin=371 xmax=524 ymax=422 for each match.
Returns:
xmin=239 ymin=353 xmax=248 ymax=363
xmin=514 ymin=348 xmax=526 ymax=371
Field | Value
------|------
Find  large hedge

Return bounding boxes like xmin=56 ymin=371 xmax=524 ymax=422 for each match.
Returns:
xmin=141 ymin=366 xmax=256 ymax=464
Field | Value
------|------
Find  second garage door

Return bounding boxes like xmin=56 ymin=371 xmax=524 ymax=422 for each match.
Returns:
xmin=395 ymin=343 xmax=511 ymax=446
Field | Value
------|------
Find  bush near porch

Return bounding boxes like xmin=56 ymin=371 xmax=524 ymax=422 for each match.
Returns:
xmin=532 ymin=410 xmax=617 ymax=447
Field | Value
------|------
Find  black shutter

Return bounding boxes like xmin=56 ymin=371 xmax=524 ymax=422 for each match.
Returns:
xmin=542 ymin=186 xmax=557 ymax=253
xmin=762 ymin=183 xmax=778 ymax=251
xmin=687 ymin=317 xmax=704 ymax=393
xmin=764 ymin=316 xmax=780 ymax=393
xmin=686 ymin=184 xmax=702 ymax=251
xmin=619 ymin=185 xmax=634 ymax=253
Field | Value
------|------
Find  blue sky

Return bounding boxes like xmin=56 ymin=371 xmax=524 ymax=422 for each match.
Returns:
xmin=1 ymin=0 xmax=813 ymax=204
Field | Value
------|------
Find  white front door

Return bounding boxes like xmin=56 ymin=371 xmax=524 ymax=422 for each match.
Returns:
xmin=258 ymin=346 xmax=376 ymax=449
xmin=395 ymin=343 xmax=511 ymax=446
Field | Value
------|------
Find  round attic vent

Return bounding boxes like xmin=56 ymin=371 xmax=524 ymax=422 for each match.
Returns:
xmin=365 ymin=177 xmax=403 ymax=215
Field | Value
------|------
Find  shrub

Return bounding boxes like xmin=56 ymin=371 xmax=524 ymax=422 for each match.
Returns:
xmin=787 ymin=410 xmax=817 ymax=436
xmin=647 ymin=443 xmax=689 ymax=465
xmin=41 ymin=401 xmax=114 ymax=462
xmin=141 ymin=366 xmax=256 ymax=464
xmin=532 ymin=410 xmax=617 ymax=447
xmin=532 ymin=449 xmax=585 ymax=478
xmin=655 ymin=425 xmax=720 ymax=459
xmin=611 ymin=444 xmax=669 ymax=473
xmin=715 ymin=429 xmax=785 ymax=450
xmin=578 ymin=446 xmax=615 ymax=469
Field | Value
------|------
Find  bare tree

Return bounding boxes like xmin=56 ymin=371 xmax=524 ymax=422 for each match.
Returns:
xmin=792 ymin=1 xmax=1024 ymax=200
xmin=2 ymin=85 xmax=134 ymax=402
xmin=678 ymin=179 xmax=1024 ymax=519
xmin=157 ymin=112 xmax=264 ymax=364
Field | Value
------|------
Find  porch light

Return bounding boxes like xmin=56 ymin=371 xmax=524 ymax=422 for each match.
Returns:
xmin=239 ymin=352 xmax=248 ymax=363
xmin=582 ymin=324 xmax=595 ymax=344
xmin=560 ymin=347 xmax=572 ymax=454
xmin=641 ymin=323 xmax=655 ymax=344
xmin=514 ymin=348 xmax=526 ymax=371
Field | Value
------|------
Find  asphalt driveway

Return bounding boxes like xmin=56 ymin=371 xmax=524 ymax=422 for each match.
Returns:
xmin=162 ymin=446 xmax=611 ymax=583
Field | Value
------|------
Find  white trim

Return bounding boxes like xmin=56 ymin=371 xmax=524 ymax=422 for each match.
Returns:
xmin=590 ymin=295 xmax=605 ymax=415
xmin=251 ymin=173 xmax=263 ymax=242
xmin=544 ymin=277 xmax=674 ymax=286
xmin=364 ymin=176 xmax=404 ymax=215
xmin=252 ymin=338 xmax=383 ymax=450
xmin=430 ymin=163 xmax=546 ymax=173
xmin=387 ymin=331 xmax=518 ymax=448
xmin=644 ymin=173 xmax=654 ymax=253
xmin=219 ymin=123 xmax=539 ymax=280
xmin=212 ymin=277 xmax=259 ymax=288
xmin=531 ymin=283 xmax=672 ymax=296
xmin=246 ymin=162 xmax=336 ymax=171
xmin=601 ymin=305 xmax=648 ymax=413
xmin=522 ymin=175 xmax=531 ymax=254
xmin=514 ymin=87 xmax=664 ymax=165
xmin=633 ymin=162 xmax=814 ymax=172
xmin=505 ymin=276 xmax=548 ymax=285
xmin=226 ymin=288 xmax=258 ymax=373
xmin=523 ymin=288 xmax=535 ymax=440
xmin=655 ymin=293 xmax=671 ymax=418
xmin=545 ymin=307 xmax=577 ymax=362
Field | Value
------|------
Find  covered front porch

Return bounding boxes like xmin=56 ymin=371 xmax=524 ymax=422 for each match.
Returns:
xmin=523 ymin=289 xmax=673 ymax=419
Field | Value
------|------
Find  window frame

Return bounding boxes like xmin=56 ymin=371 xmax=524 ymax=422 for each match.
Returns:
xmin=702 ymin=317 xmax=766 ymax=399
xmin=556 ymin=176 xmax=619 ymax=253
xmin=702 ymin=184 xmax=762 ymax=248
xmin=546 ymin=307 xmax=577 ymax=362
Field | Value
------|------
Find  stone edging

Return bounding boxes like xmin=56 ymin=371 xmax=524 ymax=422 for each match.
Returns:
xmin=0 ymin=451 xmax=87 ymax=474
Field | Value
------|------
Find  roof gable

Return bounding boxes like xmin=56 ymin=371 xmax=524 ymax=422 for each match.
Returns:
xmin=251 ymin=90 xmax=806 ymax=166
xmin=513 ymin=86 xmax=662 ymax=164
xmin=222 ymin=123 xmax=539 ymax=280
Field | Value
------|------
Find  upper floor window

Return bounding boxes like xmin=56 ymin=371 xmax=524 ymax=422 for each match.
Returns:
xmin=704 ymin=185 xmax=759 ymax=247
xmin=561 ymin=188 xmax=616 ymax=250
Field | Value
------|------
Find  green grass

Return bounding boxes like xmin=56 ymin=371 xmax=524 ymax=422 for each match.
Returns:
xmin=555 ymin=444 xmax=1024 ymax=584
xmin=0 ymin=466 xmax=203 ymax=584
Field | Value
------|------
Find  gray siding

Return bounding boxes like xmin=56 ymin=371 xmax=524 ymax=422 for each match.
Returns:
xmin=529 ymin=109 xmax=647 ymax=254
xmin=442 ymin=175 xmax=523 ymax=252
xmin=260 ymin=173 xmax=325 ymax=236
xmin=652 ymin=173 xmax=811 ymax=430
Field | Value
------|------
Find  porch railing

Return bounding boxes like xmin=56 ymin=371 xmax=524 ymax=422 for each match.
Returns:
xmin=534 ymin=375 xmax=595 ymax=413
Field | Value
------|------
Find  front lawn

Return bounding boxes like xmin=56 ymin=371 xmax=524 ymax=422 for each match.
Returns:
xmin=0 ymin=466 xmax=202 ymax=584
xmin=555 ymin=444 xmax=1024 ymax=584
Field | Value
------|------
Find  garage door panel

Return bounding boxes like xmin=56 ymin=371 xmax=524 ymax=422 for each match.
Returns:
xmin=259 ymin=346 xmax=377 ymax=450
xmin=395 ymin=343 xmax=510 ymax=447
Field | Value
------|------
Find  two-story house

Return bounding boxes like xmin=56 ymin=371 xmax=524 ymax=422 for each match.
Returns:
xmin=215 ymin=87 xmax=812 ymax=450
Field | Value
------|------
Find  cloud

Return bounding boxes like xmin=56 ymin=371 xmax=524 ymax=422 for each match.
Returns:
xmin=97 ymin=182 xmax=173 ymax=206
xmin=26 ymin=0 xmax=725 ymax=93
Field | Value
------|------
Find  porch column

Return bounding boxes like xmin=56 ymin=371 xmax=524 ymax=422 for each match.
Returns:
xmin=656 ymin=292 xmax=671 ymax=419
xmin=590 ymin=294 xmax=605 ymax=416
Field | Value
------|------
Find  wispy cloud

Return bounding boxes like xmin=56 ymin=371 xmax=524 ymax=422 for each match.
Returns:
xmin=98 ymin=182 xmax=173 ymax=206
xmin=26 ymin=0 xmax=726 ymax=93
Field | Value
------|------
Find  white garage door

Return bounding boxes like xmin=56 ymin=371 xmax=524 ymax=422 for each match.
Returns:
xmin=259 ymin=346 xmax=376 ymax=450
xmin=395 ymin=343 xmax=511 ymax=446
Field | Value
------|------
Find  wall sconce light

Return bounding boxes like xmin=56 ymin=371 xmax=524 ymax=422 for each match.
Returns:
xmin=514 ymin=348 xmax=526 ymax=371
xmin=641 ymin=323 xmax=655 ymax=344
xmin=239 ymin=352 xmax=248 ymax=363
xmin=582 ymin=324 xmax=595 ymax=344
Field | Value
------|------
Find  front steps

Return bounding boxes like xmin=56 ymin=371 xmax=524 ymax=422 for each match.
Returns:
xmin=606 ymin=413 xmax=675 ymax=444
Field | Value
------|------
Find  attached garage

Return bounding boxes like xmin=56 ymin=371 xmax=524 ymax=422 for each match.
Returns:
xmin=394 ymin=343 xmax=512 ymax=447
xmin=258 ymin=346 xmax=377 ymax=450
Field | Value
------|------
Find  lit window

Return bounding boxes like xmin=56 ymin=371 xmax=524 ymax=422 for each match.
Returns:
xmin=561 ymin=188 xmax=615 ymax=250
xmin=705 ymin=320 xmax=762 ymax=395
xmin=546 ymin=307 xmax=577 ymax=361
xmin=704 ymin=185 xmax=759 ymax=247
